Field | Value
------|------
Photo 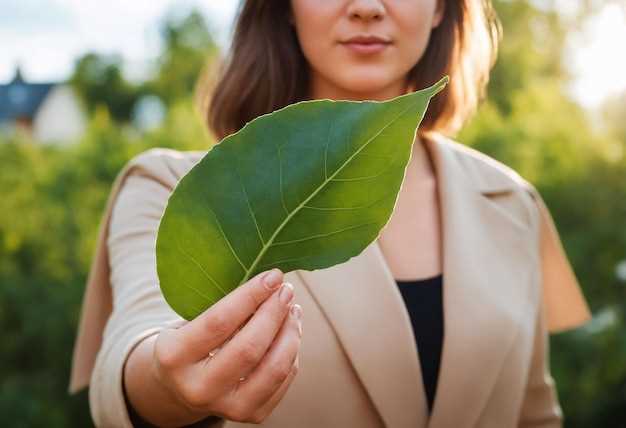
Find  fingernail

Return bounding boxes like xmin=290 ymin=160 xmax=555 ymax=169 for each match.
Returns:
xmin=279 ymin=282 xmax=294 ymax=304
xmin=263 ymin=269 xmax=282 ymax=290
xmin=290 ymin=303 xmax=302 ymax=320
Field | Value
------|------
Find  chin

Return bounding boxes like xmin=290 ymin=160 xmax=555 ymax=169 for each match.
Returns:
xmin=334 ymin=72 xmax=398 ymax=98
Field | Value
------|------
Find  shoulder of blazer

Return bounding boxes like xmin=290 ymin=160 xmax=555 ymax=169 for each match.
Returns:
xmin=514 ymin=175 xmax=592 ymax=333
xmin=431 ymin=134 xmax=591 ymax=333
xmin=433 ymin=133 xmax=532 ymax=196
xmin=434 ymin=135 xmax=591 ymax=333
xmin=434 ymin=135 xmax=540 ymax=231
xmin=120 ymin=147 xmax=208 ymax=190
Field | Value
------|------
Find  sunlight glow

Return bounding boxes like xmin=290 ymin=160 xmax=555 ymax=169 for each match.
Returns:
xmin=564 ymin=3 xmax=626 ymax=109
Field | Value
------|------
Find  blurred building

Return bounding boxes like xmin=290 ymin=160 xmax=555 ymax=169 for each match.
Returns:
xmin=0 ymin=67 xmax=86 ymax=144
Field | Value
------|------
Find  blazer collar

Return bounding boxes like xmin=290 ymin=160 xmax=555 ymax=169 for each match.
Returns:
xmin=296 ymin=133 xmax=536 ymax=428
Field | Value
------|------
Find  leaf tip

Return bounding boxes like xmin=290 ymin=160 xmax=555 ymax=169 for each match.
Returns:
xmin=431 ymin=75 xmax=450 ymax=96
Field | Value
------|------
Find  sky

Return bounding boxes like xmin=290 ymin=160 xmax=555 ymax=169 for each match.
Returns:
xmin=1 ymin=0 xmax=625 ymax=111
xmin=0 ymin=0 xmax=240 ymax=83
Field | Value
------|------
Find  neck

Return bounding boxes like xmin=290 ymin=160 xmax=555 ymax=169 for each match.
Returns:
xmin=410 ymin=134 xmax=436 ymax=182
xmin=309 ymin=73 xmax=408 ymax=102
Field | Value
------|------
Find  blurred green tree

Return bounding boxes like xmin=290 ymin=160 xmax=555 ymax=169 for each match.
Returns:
xmin=70 ymin=53 xmax=142 ymax=122
xmin=143 ymin=10 xmax=219 ymax=106
xmin=69 ymin=10 xmax=218 ymax=124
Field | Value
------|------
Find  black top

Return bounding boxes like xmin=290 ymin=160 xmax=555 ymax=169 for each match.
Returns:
xmin=395 ymin=273 xmax=444 ymax=414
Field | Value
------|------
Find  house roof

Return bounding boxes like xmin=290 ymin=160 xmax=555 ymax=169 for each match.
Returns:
xmin=0 ymin=67 xmax=56 ymax=122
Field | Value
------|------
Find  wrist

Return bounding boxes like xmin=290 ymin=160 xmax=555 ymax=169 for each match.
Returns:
xmin=125 ymin=333 xmax=215 ymax=427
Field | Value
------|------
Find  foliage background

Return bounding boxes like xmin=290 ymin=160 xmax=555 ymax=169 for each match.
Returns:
xmin=1 ymin=2 xmax=624 ymax=426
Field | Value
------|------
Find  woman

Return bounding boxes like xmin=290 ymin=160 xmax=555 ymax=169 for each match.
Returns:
xmin=68 ymin=0 xmax=591 ymax=427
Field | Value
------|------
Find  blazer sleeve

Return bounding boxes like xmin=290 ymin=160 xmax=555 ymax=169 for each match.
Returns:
xmin=71 ymin=149 xmax=224 ymax=427
xmin=523 ymin=181 xmax=592 ymax=333
xmin=88 ymin=170 xmax=178 ymax=427
xmin=517 ymin=181 xmax=592 ymax=426
xmin=518 ymin=280 xmax=563 ymax=427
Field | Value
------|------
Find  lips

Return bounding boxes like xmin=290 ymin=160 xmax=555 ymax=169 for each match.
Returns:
xmin=342 ymin=35 xmax=391 ymax=44
xmin=340 ymin=35 xmax=391 ymax=54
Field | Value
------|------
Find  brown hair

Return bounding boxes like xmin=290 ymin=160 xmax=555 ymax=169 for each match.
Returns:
xmin=201 ymin=0 xmax=502 ymax=141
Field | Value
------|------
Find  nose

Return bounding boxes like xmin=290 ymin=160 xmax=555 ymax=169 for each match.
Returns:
xmin=346 ymin=0 xmax=385 ymax=22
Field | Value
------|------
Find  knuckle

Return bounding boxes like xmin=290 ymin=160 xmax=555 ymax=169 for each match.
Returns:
xmin=180 ymin=379 xmax=210 ymax=409
xmin=268 ymin=362 xmax=292 ymax=383
xmin=154 ymin=332 xmax=182 ymax=370
xmin=209 ymin=312 xmax=231 ymax=340
xmin=238 ymin=340 xmax=263 ymax=366
xmin=226 ymin=401 xmax=254 ymax=423
xmin=244 ymin=287 xmax=265 ymax=310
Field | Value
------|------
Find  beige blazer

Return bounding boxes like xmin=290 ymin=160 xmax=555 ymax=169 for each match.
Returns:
xmin=68 ymin=132 xmax=591 ymax=428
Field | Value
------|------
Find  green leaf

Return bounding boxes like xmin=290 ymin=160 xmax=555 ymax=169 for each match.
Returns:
xmin=156 ymin=75 xmax=450 ymax=320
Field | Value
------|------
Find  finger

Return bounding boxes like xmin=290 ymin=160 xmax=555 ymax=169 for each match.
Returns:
xmin=254 ymin=353 xmax=299 ymax=421
xmin=204 ymin=281 xmax=296 ymax=389
xmin=229 ymin=303 xmax=302 ymax=411
xmin=175 ymin=268 xmax=285 ymax=363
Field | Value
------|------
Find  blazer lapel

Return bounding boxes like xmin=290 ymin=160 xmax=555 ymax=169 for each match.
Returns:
xmin=297 ymin=238 xmax=428 ymax=427
xmin=296 ymin=133 xmax=536 ymax=428
xmin=424 ymin=134 xmax=536 ymax=428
